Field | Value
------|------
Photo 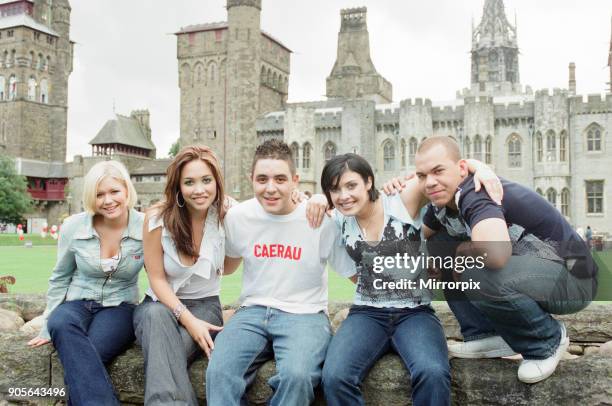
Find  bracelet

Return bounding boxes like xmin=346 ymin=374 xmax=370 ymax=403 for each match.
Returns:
xmin=172 ymin=303 xmax=187 ymax=320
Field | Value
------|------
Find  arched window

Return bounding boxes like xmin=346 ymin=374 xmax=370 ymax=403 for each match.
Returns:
xmin=40 ymin=79 xmax=48 ymax=103
xmin=260 ymin=66 xmax=266 ymax=83
xmin=207 ymin=62 xmax=217 ymax=84
xmin=290 ymin=142 xmax=299 ymax=169
xmin=464 ymin=136 xmax=471 ymax=158
xmin=194 ymin=63 xmax=204 ymax=83
xmin=536 ymin=132 xmax=543 ymax=162
xmin=37 ymin=53 xmax=43 ymax=70
xmin=560 ymin=131 xmax=568 ymax=161
xmin=485 ymin=136 xmax=492 ymax=164
xmin=29 ymin=51 xmax=34 ymax=67
xmin=45 ymin=56 xmax=50 ymax=71
xmin=546 ymin=188 xmax=557 ymax=207
xmin=536 ymin=188 xmax=543 ymax=196
xmin=27 ymin=76 xmax=36 ymax=101
xmin=324 ymin=142 xmax=336 ymax=162
xmin=546 ymin=130 xmax=556 ymax=161
xmin=180 ymin=63 xmax=191 ymax=88
xmin=507 ymin=134 xmax=521 ymax=168
xmin=473 ymin=135 xmax=483 ymax=161
xmin=302 ymin=142 xmax=311 ymax=169
xmin=8 ymin=75 xmax=16 ymax=100
xmin=383 ymin=140 xmax=395 ymax=171
xmin=400 ymin=139 xmax=406 ymax=167
xmin=586 ymin=124 xmax=603 ymax=152
xmin=0 ymin=76 xmax=5 ymax=100
xmin=408 ymin=137 xmax=418 ymax=165
xmin=560 ymin=188 xmax=570 ymax=217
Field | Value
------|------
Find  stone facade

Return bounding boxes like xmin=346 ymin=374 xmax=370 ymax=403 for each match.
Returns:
xmin=0 ymin=0 xmax=73 ymax=227
xmin=248 ymin=1 xmax=612 ymax=235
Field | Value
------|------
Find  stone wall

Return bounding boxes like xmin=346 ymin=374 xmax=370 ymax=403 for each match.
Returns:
xmin=1 ymin=295 xmax=611 ymax=405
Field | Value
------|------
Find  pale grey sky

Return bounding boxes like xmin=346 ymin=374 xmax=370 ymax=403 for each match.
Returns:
xmin=67 ymin=0 xmax=612 ymax=160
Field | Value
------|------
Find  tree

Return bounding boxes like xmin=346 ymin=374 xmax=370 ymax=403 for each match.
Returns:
xmin=168 ymin=139 xmax=180 ymax=158
xmin=0 ymin=154 xmax=33 ymax=224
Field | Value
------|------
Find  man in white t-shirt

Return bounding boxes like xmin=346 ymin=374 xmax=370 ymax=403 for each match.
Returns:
xmin=205 ymin=140 xmax=355 ymax=406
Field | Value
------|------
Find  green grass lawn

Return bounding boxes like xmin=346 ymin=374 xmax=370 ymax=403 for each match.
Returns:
xmin=1 ymin=245 xmax=610 ymax=304
xmin=0 ymin=246 xmax=356 ymax=304
xmin=0 ymin=233 xmax=58 ymax=246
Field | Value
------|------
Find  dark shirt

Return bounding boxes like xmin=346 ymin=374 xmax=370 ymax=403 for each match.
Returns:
xmin=424 ymin=175 xmax=597 ymax=278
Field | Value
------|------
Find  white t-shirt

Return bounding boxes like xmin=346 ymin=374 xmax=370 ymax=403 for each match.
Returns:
xmin=225 ymin=198 xmax=355 ymax=314
xmin=146 ymin=205 xmax=224 ymax=301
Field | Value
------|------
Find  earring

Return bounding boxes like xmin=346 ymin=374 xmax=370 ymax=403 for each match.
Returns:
xmin=176 ymin=192 xmax=185 ymax=208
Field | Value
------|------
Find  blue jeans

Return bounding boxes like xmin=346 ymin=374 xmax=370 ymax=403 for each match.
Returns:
xmin=322 ymin=305 xmax=450 ymax=406
xmin=428 ymin=232 xmax=595 ymax=360
xmin=457 ymin=255 xmax=593 ymax=359
xmin=205 ymin=305 xmax=332 ymax=406
xmin=47 ymin=300 xmax=136 ymax=406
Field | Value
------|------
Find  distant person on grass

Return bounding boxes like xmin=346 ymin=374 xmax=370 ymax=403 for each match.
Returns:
xmin=28 ymin=160 xmax=144 ymax=406
xmin=134 ymin=146 xmax=229 ymax=405
xmin=387 ymin=136 xmax=597 ymax=384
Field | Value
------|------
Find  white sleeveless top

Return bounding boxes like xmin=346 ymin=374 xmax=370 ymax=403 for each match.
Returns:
xmin=146 ymin=205 xmax=225 ymax=300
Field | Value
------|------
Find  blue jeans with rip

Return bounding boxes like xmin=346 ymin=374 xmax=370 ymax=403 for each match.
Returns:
xmin=205 ymin=305 xmax=331 ymax=406
xmin=47 ymin=299 xmax=135 ymax=406
xmin=322 ymin=305 xmax=450 ymax=406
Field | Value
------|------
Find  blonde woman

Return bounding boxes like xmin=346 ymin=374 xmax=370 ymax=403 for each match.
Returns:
xmin=28 ymin=160 xmax=144 ymax=406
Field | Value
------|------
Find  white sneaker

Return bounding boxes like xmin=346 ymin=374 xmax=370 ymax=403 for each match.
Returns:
xmin=448 ymin=335 xmax=517 ymax=358
xmin=518 ymin=322 xmax=569 ymax=384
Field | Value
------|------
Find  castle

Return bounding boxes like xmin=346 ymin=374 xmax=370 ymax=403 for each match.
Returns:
xmin=2 ymin=0 xmax=612 ymax=236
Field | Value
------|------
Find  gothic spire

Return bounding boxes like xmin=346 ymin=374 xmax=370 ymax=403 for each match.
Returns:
xmin=472 ymin=0 xmax=517 ymax=50
xmin=607 ymin=15 xmax=612 ymax=93
xmin=469 ymin=0 xmax=521 ymax=95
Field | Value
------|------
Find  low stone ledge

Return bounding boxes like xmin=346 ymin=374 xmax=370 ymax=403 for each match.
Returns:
xmin=2 ymin=331 xmax=611 ymax=405
xmin=430 ymin=302 xmax=612 ymax=343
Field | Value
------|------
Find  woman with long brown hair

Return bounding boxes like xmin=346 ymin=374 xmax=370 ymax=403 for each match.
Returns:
xmin=133 ymin=145 xmax=228 ymax=405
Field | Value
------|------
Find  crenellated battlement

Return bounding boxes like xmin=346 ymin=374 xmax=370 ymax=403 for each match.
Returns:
xmin=432 ymin=104 xmax=464 ymax=122
xmin=570 ymin=93 xmax=612 ymax=114
xmin=463 ymin=95 xmax=494 ymax=105
xmin=534 ymin=88 xmax=568 ymax=98
xmin=375 ymin=107 xmax=399 ymax=123
xmin=314 ymin=109 xmax=342 ymax=129
xmin=493 ymin=101 xmax=535 ymax=119
xmin=400 ymin=98 xmax=432 ymax=108
xmin=256 ymin=112 xmax=284 ymax=132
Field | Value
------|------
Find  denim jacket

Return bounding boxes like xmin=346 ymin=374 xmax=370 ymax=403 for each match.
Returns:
xmin=39 ymin=209 xmax=145 ymax=339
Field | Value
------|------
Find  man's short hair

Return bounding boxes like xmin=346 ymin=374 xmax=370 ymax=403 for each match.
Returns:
xmin=251 ymin=139 xmax=296 ymax=175
xmin=417 ymin=136 xmax=462 ymax=162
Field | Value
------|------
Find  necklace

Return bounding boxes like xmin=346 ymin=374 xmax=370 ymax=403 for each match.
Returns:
xmin=356 ymin=200 xmax=378 ymax=240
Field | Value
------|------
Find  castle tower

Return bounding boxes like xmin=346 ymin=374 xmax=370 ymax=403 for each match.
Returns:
xmin=326 ymin=7 xmax=392 ymax=103
xmin=470 ymin=0 xmax=520 ymax=95
xmin=175 ymin=0 xmax=290 ymax=199
xmin=225 ymin=0 xmax=262 ymax=198
xmin=608 ymin=18 xmax=612 ymax=93
xmin=0 ymin=0 xmax=72 ymax=161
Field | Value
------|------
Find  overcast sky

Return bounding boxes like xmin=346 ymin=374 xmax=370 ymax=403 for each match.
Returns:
xmin=66 ymin=0 xmax=612 ymax=160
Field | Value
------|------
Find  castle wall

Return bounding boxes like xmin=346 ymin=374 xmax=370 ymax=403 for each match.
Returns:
xmin=568 ymin=94 xmax=612 ymax=231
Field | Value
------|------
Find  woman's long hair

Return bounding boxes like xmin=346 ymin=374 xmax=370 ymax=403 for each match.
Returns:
xmin=158 ymin=145 xmax=226 ymax=259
